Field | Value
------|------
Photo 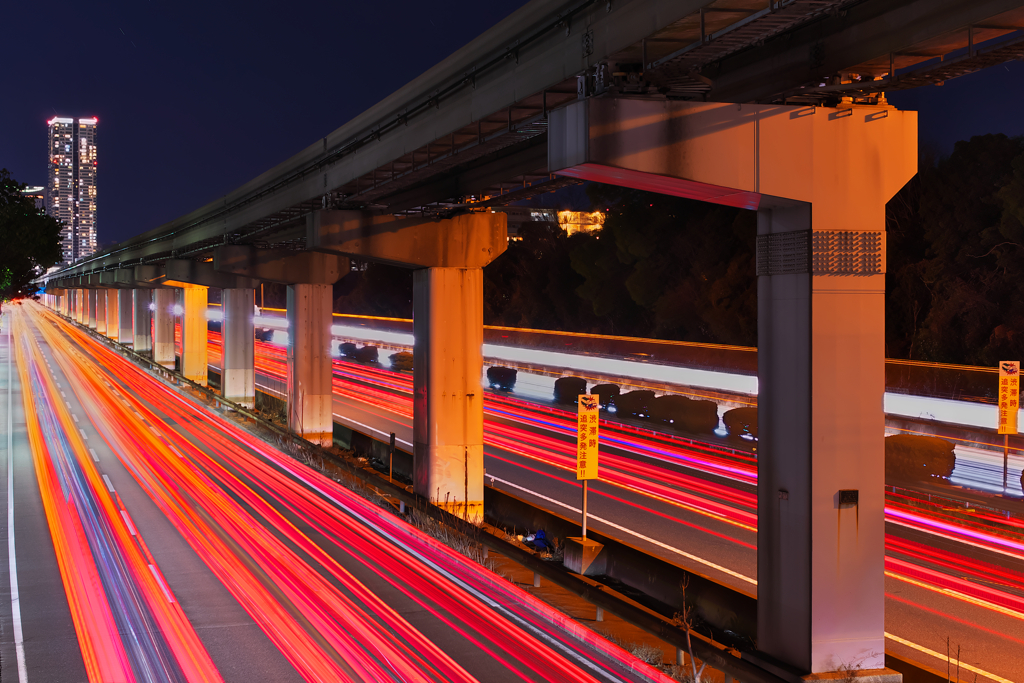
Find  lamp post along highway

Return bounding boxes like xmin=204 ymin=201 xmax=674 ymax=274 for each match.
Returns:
xmin=998 ymin=361 xmax=1019 ymax=491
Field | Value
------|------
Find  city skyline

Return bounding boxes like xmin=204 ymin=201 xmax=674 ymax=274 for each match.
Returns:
xmin=46 ymin=116 xmax=98 ymax=264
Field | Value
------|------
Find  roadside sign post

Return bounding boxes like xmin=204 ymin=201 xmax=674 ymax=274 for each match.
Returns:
xmin=389 ymin=432 xmax=396 ymax=482
xmin=998 ymin=361 xmax=1019 ymax=492
xmin=576 ymin=394 xmax=600 ymax=538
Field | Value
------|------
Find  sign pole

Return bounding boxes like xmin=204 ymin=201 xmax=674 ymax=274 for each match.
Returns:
xmin=1004 ymin=434 xmax=1009 ymax=492
xmin=582 ymin=480 xmax=588 ymax=538
xmin=997 ymin=361 xmax=1019 ymax=494
xmin=576 ymin=394 xmax=599 ymax=538
xmin=389 ymin=432 xmax=396 ymax=482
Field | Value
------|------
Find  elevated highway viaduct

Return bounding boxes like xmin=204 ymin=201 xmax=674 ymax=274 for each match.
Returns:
xmin=40 ymin=0 xmax=1024 ymax=678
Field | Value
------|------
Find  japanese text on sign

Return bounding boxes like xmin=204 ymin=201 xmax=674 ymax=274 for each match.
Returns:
xmin=576 ymin=394 xmax=600 ymax=480
xmin=998 ymin=361 xmax=1020 ymax=435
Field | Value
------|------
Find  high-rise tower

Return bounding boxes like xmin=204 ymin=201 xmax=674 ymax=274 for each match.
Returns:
xmin=47 ymin=116 xmax=98 ymax=264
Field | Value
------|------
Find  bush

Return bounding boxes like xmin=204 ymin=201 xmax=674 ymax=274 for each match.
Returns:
xmin=390 ymin=351 xmax=413 ymax=372
xmin=885 ymin=434 xmax=955 ymax=481
xmin=553 ymin=376 xmax=588 ymax=404
xmin=612 ymin=390 xmax=656 ymax=419
xmin=339 ymin=341 xmax=358 ymax=358
xmin=649 ymin=394 xmax=720 ymax=435
xmin=723 ymin=407 xmax=758 ymax=439
xmin=487 ymin=366 xmax=518 ymax=391
xmin=353 ymin=345 xmax=379 ymax=363
xmin=591 ymin=383 xmax=620 ymax=408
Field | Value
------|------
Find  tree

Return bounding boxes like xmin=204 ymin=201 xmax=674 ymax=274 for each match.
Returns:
xmin=885 ymin=134 xmax=1024 ymax=365
xmin=0 ymin=169 xmax=63 ymax=299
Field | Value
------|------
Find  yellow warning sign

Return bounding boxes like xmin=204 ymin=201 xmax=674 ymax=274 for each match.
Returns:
xmin=998 ymin=361 xmax=1020 ymax=435
xmin=576 ymin=394 xmax=600 ymax=480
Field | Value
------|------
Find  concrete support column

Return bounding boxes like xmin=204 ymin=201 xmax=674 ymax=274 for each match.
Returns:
xmin=118 ymin=289 xmax=133 ymax=345
xmin=105 ymin=288 xmax=118 ymax=339
xmin=75 ymin=290 xmax=83 ymax=323
xmin=95 ymin=290 xmax=107 ymax=335
xmin=286 ymin=284 xmax=333 ymax=446
xmin=177 ymin=287 xmax=208 ymax=385
xmin=412 ymin=267 xmax=484 ymax=521
xmin=133 ymin=290 xmax=152 ymax=353
xmin=87 ymin=290 xmax=97 ymax=329
xmin=153 ymin=289 xmax=176 ymax=369
xmin=756 ymin=205 xmax=888 ymax=672
xmin=222 ymin=288 xmax=256 ymax=407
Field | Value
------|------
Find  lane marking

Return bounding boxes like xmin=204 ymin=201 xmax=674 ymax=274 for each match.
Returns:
xmin=102 ymin=475 xmax=115 ymax=493
xmin=60 ymin=391 xmax=66 ymax=398
xmin=89 ymin=448 xmax=99 ymax=463
xmin=121 ymin=510 xmax=137 ymax=536
xmin=6 ymin=312 xmax=29 ymax=682
xmin=148 ymin=565 xmax=174 ymax=603
xmin=885 ymin=632 xmax=1015 ymax=683
xmin=71 ymin=414 xmax=78 ymax=423
xmin=489 ymin=474 xmax=757 ymax=586
xmin=78 ymin=428 xmax=88 ymax=440
xmin=333 ymin=413 xmax=413 ymax=447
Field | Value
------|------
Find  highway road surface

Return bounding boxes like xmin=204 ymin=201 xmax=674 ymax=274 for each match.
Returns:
xmin=0 ymin=302 xmax=673 ymax=683
xmin=210 ymin=332 xmax=1024 ymax=683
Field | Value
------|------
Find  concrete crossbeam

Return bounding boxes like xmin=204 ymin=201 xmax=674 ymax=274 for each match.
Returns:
xmin=213 ymin=246 xmax=348 ymax=285
xmin=164 ymin=259 xmax=260 ymax=290
xmin=309 ymin=211 xmax=507 ymax=269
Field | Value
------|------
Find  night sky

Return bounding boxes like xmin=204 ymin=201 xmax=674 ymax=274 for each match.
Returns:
xmin=4 ymin=1 xmax=1024 ymax=247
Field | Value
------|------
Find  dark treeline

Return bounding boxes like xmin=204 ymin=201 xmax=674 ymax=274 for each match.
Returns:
xmin=329 ymin=134 xmax=1024 ymax=366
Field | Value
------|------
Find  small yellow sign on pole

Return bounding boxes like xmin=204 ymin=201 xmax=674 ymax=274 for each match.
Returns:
xmin=998 ymin=361 xmax=1019 ymax=491
xmin=577 ymin=394 xmax=600 ymax=539
xmin=998 ymin=361 xmax=1019 ymax=435
xmin=576 ymin=394 xmax=600 ymax=480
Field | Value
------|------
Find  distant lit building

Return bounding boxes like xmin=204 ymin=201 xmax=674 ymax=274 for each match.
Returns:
xmin=47 ymin=116 xmax=98 ymax=263
xmin=20 ymin=186 xmax=46 ymax=211
xmin=557 ymin=210 xmax=605 ymax=236
xmin=494 ymin=207 xmax=560 ymax=240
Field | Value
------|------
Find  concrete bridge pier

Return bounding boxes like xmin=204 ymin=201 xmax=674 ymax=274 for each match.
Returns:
xmin=306 ymin=210 xmax=506 ymax=519
xmin=87 ymin=289 xmax=97 ymax=329
xmin=412 ymin=267 xmax=486 ymax=519
xmin=153 ymin=289 xmax=176 ymax=369
xmin=176 ymin=287 xmax=208 ymax=385
xmin=105 ymin=287 xmax=119 ymax=340
xmin=221 ymin=288 xmax=256 ymax=407
xmin=162 ymin=259 xmax=262 ymax=402
xmin=134 ymin=290 xmax=152 ymax=354
xmin=214 ymin=247 xmax=348 ymax=444
xmin=550 ymin=97 xmax=917 ymax=676
xmin=118 ymin=289 xmax=133 ymax=346
xmin=95 ymin=290 xmax=107 ymax=335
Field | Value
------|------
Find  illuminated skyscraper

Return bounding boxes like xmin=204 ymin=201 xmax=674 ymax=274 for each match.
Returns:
xmin=47 ymin=116 xmax=98 ymax=263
